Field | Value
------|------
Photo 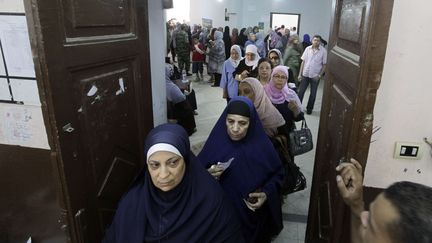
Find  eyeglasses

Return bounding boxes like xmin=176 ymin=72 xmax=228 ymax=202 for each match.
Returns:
xmin=269 ymin=56 xmax=279 ymax=60
xmin=272 ymin=75 xmax=287 ymax=79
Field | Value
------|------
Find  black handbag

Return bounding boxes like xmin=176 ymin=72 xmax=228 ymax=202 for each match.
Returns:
xmin=271 ymin=135 xmax=307 ymax=195
xmin=289 ymin=119 xmax=313 ymax=156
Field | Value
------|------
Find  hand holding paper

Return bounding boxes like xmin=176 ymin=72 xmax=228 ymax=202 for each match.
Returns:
xmin=217 ymin=157 xmax=234 ymax=170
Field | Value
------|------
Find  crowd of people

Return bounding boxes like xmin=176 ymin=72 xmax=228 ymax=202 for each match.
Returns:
xmin=164 ymin=20 xmax=328 ymax=135
xmin=101 ymin=20 xmax=432 ymax=243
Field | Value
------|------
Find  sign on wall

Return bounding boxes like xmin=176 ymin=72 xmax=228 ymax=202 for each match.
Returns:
xmin=202 ymin=18 xmax=213 ymax=29
xmin=0 ymin=103 xmax=50 ymax=149
xmin=0 ymin=13 xmax=50 ymax=150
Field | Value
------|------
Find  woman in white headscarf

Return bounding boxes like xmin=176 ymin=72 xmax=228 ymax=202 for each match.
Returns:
xmin=220 ymin=45 xmax=243 ymax=103
xmin=233 ymin=44 xmax=260 ymax=81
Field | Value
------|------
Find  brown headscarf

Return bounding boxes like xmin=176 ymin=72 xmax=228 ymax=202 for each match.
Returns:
xmin=241 ymin=77 xmax=286 ymax=137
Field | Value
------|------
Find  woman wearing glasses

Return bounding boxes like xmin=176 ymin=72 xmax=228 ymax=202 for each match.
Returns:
xmin=264 ymin=66 xmax=303 ymax=131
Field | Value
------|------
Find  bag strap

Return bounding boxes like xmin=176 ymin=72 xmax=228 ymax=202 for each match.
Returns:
xmin=301 ymin=119 xmax=309 ymax=129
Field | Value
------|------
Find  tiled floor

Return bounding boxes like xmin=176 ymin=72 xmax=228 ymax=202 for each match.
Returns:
xmin=188 ymin=73 xmax=323 ymax=243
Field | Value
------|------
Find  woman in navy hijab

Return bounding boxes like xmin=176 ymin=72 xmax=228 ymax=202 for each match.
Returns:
xmin=103 ymin=124 xmax=243 ymax=243
xmin=198 ymin=97 xmax=284 ymax=243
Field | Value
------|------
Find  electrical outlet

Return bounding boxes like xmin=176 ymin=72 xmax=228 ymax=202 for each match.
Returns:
xmin=394 ymin=142 xmax=423 ymax=160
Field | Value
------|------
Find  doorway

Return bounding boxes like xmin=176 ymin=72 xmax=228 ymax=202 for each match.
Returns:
xmin=270 ymin=12 xmax=301 ymax=34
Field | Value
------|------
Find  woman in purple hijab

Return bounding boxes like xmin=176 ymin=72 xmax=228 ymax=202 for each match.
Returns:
xmin=264 ymin=66 xmax=305 ymax=194
xmin=264 ymin=65 xmax=304 ymax=131
xmin=198 ymin=97 xmax=284 ymax=243
xmin=103 ymin=124 xmax=244 ymax=243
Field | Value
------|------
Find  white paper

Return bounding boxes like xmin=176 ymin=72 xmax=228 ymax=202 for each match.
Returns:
xmin=119 ymin=77 xmax=125 ymax=92
xmin=0 ymin=103 xmax=50 ymax=149
xmin=0 ymin=15 xmax=36 ymax=78
xmin=87 ymin=84 xmax=98 ymax=96
xmin=217 ymin=157 xmax=234 ymax=170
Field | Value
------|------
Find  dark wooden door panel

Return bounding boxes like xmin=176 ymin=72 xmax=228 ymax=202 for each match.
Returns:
xmin=25 ymin=0 xmax=152 ymax=242
xmin=61 ymin=0 xmax=135 ymax=39
xmin=306 ymin=0 xmax=393 ymax=242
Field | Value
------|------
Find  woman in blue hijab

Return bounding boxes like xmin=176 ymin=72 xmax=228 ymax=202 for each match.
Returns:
xmin=103 ymin=124 xmax=243 ymax=243
xmin=302 ymin=34 xmax=312 ymax=51
xmin=198 ymin=97 xmax=284 ymax=243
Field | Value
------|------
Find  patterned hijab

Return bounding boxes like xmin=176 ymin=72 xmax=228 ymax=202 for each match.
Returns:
xmin=165 ymin=64 xmax=185 ymax=103
xmin=264 ymin=66 xmax=303 ymax=110
xmin=241 ymin=77 xmax=285 ymax=137
xmin=268 ymin=49 xmax=283 ymax=66
xmin=214 ymin=30 xmax=223 ymax=41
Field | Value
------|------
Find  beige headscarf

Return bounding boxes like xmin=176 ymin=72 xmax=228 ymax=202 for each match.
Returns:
xmin=241 ymin=77 xmax=286 ymax=137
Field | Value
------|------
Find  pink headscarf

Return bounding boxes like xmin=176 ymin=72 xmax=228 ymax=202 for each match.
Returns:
xmin=241 ymin=77 xmax=285 ymax=137
xmin=264 ymin=66 xmax=303 ymax=111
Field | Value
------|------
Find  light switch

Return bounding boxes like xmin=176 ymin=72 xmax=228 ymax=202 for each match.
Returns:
xmin=394 ymin=142 xmax=423 ymax=160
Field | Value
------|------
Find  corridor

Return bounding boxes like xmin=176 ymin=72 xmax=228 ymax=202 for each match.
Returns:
xmin=188 ymin=75 xmax=324 ymax=242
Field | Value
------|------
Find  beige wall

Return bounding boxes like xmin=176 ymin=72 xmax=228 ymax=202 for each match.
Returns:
xmin=365 ymin=0 xmax=432 ymax=188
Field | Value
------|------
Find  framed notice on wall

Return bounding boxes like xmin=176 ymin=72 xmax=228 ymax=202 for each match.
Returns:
xmin=202 ymin=18 xmax=213 ymax=29
xmin=0 ymin=13 xmax=39 ymax=105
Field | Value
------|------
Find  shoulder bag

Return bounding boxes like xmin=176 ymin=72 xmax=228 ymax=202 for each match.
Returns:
xmin=289 ymin=119 xmax=313 ymax=156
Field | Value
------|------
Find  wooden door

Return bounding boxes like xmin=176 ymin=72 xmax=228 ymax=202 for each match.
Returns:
xmin=24 ymin=0 xmax=153 ymax=242
xmin=306 ymin=0 xmax=393 ymax=242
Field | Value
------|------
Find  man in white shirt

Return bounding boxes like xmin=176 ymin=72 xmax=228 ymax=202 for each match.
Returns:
xmin=297 ymin=35 xmax=327 ymax=114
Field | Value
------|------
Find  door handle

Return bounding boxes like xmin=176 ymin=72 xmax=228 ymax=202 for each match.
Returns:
xmin=62 ymin=123 xmax=75 ymax=133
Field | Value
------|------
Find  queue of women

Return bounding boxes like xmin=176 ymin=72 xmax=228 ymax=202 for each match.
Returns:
xmin=103 ymin=25 xmax=313 ymax=243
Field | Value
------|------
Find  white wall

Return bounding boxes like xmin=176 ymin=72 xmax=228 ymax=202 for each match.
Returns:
xmin=364 ymin=0 xmax=432 ymax=188
xmin=148 ymin=0 xmax=167 ymax=126
xmin=188 ymin=0 xmax=332 ymax=41
xmin=240 ymin=0 xmax=332 ymax=41
xmin=0 ymin=0 xmax=24 ymax=12
xmin=189 ymin=0 xmax=241 ymax=29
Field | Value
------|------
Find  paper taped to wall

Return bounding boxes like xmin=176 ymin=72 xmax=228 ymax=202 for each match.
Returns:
xmin=0 ymin=103 xmax=50 ymax=150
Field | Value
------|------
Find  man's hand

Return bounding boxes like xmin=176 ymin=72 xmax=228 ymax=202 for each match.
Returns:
xmin=336 ymin=158 xmax=364 ymax=217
